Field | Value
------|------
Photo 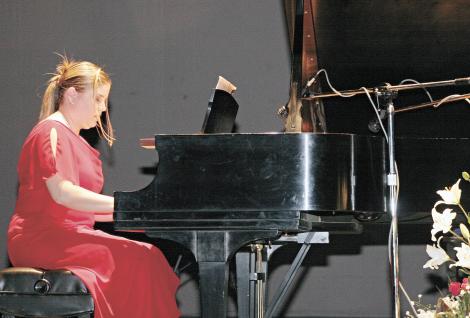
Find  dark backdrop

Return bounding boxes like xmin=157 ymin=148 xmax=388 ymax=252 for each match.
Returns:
xmin=1 ymin=1 xmax=469 ymax=317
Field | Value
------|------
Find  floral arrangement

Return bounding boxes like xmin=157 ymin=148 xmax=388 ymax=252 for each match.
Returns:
xmin=407 ymin=172 xmax=470 ymax=317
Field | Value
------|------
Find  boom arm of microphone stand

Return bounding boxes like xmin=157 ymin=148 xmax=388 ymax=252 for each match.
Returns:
xmin=301 ymin=77 xmax=470 ymax=101
xmin=395 ymin=93 xmax=470 ymax=114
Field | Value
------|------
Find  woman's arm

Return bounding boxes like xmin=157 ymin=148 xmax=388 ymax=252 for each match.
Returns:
xmin=45 ymin=173 xmax=114 ymax=221
xmin=45 ymin=127 xmax=113 ymax=222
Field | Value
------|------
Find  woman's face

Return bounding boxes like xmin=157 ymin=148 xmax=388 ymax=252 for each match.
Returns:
xmin=73 ymin=83 xmax=111 ymax=130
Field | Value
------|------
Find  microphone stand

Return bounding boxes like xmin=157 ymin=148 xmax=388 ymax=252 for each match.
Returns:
xmin=300 ymin=77 xmax=470 ymax=318
xmin=377 ymin=88 xmax=400 ymax=318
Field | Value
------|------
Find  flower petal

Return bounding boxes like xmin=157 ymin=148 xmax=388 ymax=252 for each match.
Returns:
xmin=423 ymin=241 xmax=450 ymax=270
xmin=451 ymin=243 xmax=470 ymax=269
xmin=430 ymin=208 xmax=456 ymax=241
xmin=436 ymin=179 xmax=461 ymax=205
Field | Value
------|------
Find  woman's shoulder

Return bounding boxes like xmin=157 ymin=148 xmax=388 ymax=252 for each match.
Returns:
xmin=24 ymin=119 xmax=73 ymax=145
xmin=35 ymin=119 xmax=70 ymax=132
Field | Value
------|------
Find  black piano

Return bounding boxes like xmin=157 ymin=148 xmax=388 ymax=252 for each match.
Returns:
xmin=114 ymin=132 xmax=387 ymax=317
xmin=113 ymin=1 xmax=470 ymax=317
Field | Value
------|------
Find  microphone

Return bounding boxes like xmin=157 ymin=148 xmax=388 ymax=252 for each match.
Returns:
xmin=368 ymin=95 xmax=390 ymax=134
xmin=368 ymin=110 xmax=386 ymax=133
xmin=368 ymin=84 xmax=395 ymax=133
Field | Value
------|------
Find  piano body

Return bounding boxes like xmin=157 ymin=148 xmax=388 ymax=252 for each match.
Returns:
xmin=114 ymin=133 xmax=387 ymax=317
xmin=113 ymin=132 xmax=470 ymax=317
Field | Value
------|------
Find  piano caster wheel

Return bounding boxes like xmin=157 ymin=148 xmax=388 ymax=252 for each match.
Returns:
xmin=354 ymin=213 xmax=382 ymax=222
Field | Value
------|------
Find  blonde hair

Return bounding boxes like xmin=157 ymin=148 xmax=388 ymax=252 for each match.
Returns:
xmin=40 ymin=56 xmax=114 ymax=146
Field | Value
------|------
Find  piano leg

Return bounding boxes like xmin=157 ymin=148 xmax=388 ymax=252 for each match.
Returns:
xmin=195 ymin=231 xmax=280 ymax=318
xmin=198 ymin=261 xmax=229 ymax=318
xmin=145 ymin=230 xmax=280 ymax=318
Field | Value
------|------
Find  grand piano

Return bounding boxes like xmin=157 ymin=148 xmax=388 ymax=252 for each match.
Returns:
xmin=114 ymin=132 xmax=387 ymax=317
xmin=114 ymin=1 xmax=470 ymax=317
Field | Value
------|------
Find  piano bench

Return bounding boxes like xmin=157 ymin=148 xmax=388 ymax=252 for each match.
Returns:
xmin=0 ymin=267 xmax=93 ymax=318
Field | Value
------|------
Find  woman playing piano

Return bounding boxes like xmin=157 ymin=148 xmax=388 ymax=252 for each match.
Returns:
xmin=7 ymin=57 xmax=180 ymax=317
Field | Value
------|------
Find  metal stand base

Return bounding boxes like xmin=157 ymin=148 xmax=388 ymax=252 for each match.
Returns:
xmin=236 ymin=232 xmax=329 ymax=318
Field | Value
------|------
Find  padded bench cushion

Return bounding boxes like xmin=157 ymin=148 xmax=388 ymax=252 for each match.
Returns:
xmin=0 ymin=267 xmax=93 ymax=317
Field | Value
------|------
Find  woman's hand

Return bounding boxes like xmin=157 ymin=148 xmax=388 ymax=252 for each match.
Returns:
xmin=94 ymin=212 xmax=114 ymax=222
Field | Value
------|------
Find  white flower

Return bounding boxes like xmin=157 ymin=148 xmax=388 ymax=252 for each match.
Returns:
xmin=423 ymin=237 xmax=451 ymax=269
xmin=450 ymin=243 xmax=470 ymax=269
xmin=415 ymin=309 xmax=435 ymax=318
xmin=431 ymin=208 xmax=456 ymax=241
xmin=441 ymin=295 xmax=460 ymax=310
xmin=435 ymin=179 xmax=462 ymax=206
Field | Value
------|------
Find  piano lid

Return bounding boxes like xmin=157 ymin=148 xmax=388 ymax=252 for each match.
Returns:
xmin=284 ymin=0 xmax=320 ymax=92
xmin=299 ymin=1 xmax=470 ymax=137
xmin=282 ymin=0 xmax=326 ymax=133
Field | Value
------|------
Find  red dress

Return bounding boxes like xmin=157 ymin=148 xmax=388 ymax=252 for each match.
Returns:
xmin=7 ymin=120 xmax=180 ymax=318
